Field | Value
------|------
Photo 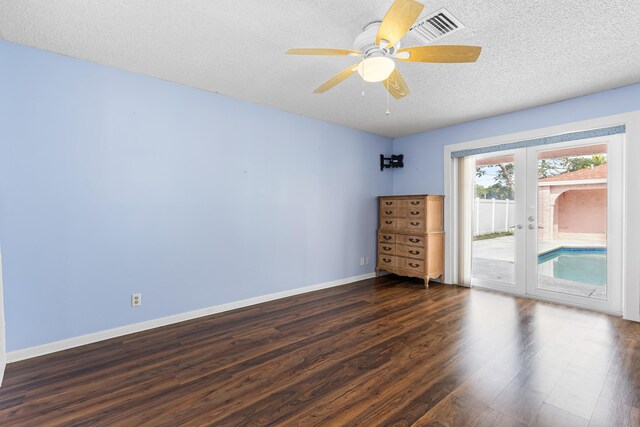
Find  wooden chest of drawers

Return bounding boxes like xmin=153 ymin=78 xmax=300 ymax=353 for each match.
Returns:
xmin=376 ymin=195 xmax=444 ymax=288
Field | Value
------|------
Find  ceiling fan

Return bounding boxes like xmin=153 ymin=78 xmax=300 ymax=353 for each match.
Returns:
xmin=286 ymin=0 xmax=481 ymax=100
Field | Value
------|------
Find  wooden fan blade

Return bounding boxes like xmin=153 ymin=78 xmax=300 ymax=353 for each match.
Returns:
xmin=313 ymin=64 xmax=359 ymax=94
xmin=376 ymin=0 xmax=425 ymax=49
xmin=383 ymin=68 xmax=410 ymax=99
xmin=286 ymin=48 xmax=362 ymax=56
xmin=396 ymin=45 xmax=482 ymax=63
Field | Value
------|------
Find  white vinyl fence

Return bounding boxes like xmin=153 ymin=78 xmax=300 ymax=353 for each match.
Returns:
xmin=474 ymin=198 xmax=515 ymax=236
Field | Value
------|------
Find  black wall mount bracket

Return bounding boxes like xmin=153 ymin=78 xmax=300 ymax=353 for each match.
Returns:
xmin=380 ymin=154 xmax=404 ymax=171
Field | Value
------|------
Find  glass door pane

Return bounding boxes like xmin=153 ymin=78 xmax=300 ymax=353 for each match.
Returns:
xmin=471 ymin=154 xmax=517 ymax=288
xmin=534 ymin=144 xmax=608 ymax=300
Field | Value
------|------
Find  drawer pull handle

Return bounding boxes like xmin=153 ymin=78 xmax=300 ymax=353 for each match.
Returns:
xmin=409 ymin=250 xmax=420 ymax=255
xmin=410 ymin=201 xmax=420 ymax=205
xmin=385 ymin=220 xmax=393 ymax=225
xmin=383 ymin=246 xmax=392 ymax=251
xmin=410 ymin=211 xmax=420 ymax=215
xmin=385 ymin=202 xmax=393 ymax=205
xmin=409 ymin=238 xmax=421 ymax=243
xmin=410 ymin=222 xmax=420 ymax=226
xmin=383 ymin=236 xmax=392 ymax=240
xmin=385 ymin=210 xmax=393 ymax=214
xmin=383 ymin=258 xmax=391 ymax=263
xmin=409 ymin=262 xmax=420 ymax=268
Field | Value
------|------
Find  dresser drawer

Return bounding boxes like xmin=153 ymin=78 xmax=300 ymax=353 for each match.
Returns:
xmin=380 ymin=207 xmax=397 ymax=217
xmin=398 ymin=218 xmax=426 ymax=232
xmin=405 ymin=208 xmax=425 ymax=219
xmin=400 ymin=257 xmax=425 ymax=273
xmin=398 ymin=245 xmax=426 ymax=260
xmin=403 ymin=234 xmax=425 ymax=247
xmin=406 ymin=198 xmax=425 ymax=209
xmin=378 ymin=254 xmax=397 ymax=268
xmin=380 ymin=218 xmax=398 ymax=230
xmin=378 ymin=242 xmax=396 ymax=255
xmin=380 ymin=199 xmax=398 ymax=209
xmin=378 ymin=232 xmax=396 ymax=243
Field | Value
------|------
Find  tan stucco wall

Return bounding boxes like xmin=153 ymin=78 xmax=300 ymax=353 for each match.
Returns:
xmin=538 ymin=183 xmax=607 ymax=241
xmin=557 ymin=189 xmax=607 ymax=240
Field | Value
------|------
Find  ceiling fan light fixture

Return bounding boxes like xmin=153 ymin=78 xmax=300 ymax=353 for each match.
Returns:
xmin=286 ymin=0 xmax=481 ymax=97
xmin=357 ymin=57 xmax=395 ymax=83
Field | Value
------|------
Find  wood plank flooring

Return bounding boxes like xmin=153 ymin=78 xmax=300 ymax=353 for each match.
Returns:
xmin=0 ymin=276 xmax=639 ymax=426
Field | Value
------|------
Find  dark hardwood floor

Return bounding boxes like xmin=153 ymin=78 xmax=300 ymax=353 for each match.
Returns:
xmin=0 ymin=276 xmax=639 ymax=426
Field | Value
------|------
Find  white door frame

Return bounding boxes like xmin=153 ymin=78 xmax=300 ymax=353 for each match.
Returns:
xmin=444 ymin=111 xmax=640 ymax=321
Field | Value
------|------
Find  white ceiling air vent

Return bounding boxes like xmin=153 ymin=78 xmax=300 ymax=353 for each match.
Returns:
xmin=408 ymin=8 xmax=465 ymax=45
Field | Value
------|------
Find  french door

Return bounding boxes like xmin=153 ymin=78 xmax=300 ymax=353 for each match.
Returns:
xmin=470 ymin=135 xmax=623 ymax=313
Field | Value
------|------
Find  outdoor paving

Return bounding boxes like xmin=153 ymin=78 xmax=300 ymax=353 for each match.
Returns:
xmin=538 ymin=274 xmax=606 ymax=300
xmin=471 ymin=236 xmax=607 ymax=300
xmin=471 ymin=257 xmax=514 ymax=284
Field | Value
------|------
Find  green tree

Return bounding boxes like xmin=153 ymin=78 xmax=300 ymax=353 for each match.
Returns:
xmin=476 ymin=162 xmax=514 ymax=199
xmin=537 ymin=154 xmax=606 ymax=178
xmin=566 ymin=154 xmax=606 ymax=172
xmin=538 ymin=159 xmax=563 ymax=178
xmin=475 ymin=184 xmax=490 ymax=199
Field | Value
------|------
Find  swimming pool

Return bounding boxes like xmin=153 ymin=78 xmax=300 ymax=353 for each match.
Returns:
xmin=538 ymin=247 xmax=607 ymax=286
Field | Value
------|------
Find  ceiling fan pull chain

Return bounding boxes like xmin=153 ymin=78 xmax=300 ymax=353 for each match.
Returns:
xmin=385 ymin=78 xmax=390 ymax=116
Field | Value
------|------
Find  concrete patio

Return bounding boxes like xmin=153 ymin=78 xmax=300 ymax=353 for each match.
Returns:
xmin=471 ymin=235 xmax=607 ymax=300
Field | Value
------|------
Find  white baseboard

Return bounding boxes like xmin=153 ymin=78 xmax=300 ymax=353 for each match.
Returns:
xmin=7 ymin=272 xmax=377 ymax=363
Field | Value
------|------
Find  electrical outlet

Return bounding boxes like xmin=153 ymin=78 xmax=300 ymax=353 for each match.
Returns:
xmin=366 ymin=257 xmax=370 ymax=265
xmin=360 ymin=257 xmax=365 ymax=266
xmin=131 ymin=293 xmax=142 ymax=307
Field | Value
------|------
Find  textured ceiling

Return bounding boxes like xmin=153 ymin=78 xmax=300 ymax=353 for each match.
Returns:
xmin=1 ymin=1 xmax=639 ymax=137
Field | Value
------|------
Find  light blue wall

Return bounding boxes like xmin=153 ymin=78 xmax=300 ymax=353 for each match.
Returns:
xmin=0 ymin=40 xmax=393 ymax=352
xmin=392 ymin=83 xmax=640 ymax=195
xmin=4 ymin=37 xmax=637 ymax=354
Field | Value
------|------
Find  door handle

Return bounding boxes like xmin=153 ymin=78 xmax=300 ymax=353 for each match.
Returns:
xmin=508 ymin=225 xmax=523 ymax=230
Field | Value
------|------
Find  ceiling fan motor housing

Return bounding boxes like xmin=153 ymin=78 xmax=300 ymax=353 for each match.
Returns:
xmin=353 ymin=22 xmax=400 ymax=57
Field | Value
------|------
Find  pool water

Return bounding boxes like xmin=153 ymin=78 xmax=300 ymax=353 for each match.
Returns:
xmin=538 ymin=247 xmax=607 ymax=286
